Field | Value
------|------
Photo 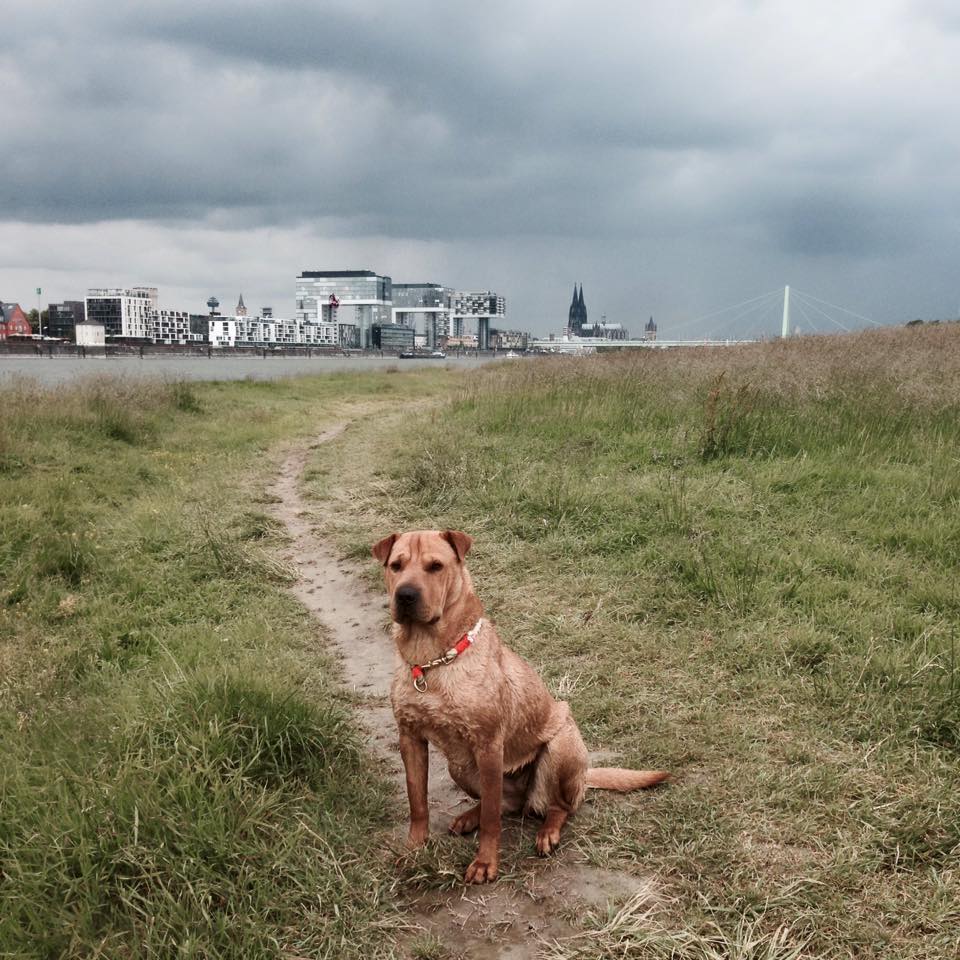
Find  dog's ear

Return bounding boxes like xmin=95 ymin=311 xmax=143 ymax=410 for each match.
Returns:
xmin=371 ymin=533 xmax=398 ymax=566
xmin=442 ymin=530 xmax=473 ymax=562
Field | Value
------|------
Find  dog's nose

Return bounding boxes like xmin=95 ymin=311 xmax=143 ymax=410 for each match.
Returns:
xmin=395 ymin=584 xmax=421 ymax=609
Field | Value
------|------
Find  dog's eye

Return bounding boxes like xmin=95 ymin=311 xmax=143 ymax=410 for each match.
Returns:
xmin=427 ymin=561 xmax=444 ymax=573
xmin=389 ymin=560 xmax=402 ymax=572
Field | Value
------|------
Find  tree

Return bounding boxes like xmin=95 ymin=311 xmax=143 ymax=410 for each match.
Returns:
xmin=27 ymin=308 xmax=49 ymax=333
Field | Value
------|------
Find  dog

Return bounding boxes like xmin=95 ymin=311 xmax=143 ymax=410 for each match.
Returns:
xmin=372 ymin=529 xmax=668 ymax=884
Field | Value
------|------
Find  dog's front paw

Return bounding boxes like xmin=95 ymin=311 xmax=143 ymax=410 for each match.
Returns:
xmin=464 ymin=857 xmax=498 ymax=884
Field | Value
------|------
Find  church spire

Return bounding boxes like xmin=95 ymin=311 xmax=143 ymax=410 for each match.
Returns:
xmin=568 ymin=283 xmax=581 ymax=333
xmin=236 ymin=293 xmax=247 ymax=317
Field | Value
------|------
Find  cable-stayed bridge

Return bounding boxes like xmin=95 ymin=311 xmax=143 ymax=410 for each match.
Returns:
xmin=531 ymin=286 xmax=887 ymax=352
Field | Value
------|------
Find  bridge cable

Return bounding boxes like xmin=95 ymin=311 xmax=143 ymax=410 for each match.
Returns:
xmin=792 ymin=289 xmax=881 ymax=327
xmin=791 ymin=297 xmax=824 ymax=335
xmin=792 ymin=291 xmax=852 ymax=333
xmin=706 ymin=293 xmax=783 ymax=339
xmin=669 ymin=288 xmax=784 ymax=333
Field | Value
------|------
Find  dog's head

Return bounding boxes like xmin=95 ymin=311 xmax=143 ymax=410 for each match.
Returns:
xmin=371 ymin=529 xmax=473 ymax=626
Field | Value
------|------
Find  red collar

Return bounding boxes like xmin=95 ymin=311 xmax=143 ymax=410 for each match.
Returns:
xmin=410 ymin=618 xmax=483 ymax=692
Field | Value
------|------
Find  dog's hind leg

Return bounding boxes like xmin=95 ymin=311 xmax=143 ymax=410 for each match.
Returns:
xmin=525 ymin=716 xmax=589 ymax=855
xmin=536 ymin=807 xmax=569 ymax=855
xmin=449 ymin=761 xmax=528 ymax=834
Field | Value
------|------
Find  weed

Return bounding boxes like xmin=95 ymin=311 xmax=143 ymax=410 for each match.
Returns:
xmin=169 ymin=379 xmax=203 ymax=413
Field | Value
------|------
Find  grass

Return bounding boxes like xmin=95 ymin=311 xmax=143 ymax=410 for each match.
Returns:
xmin=0 ymin=368 xmax=455 ymax=959
xmin=306 ymin=323 xmax=960 ymax=959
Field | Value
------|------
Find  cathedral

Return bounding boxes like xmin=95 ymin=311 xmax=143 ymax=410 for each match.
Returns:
xmin=566 ymin=284 xmax=628 ymax=340
xmin=567 ymin=284 xmax=587 ymax=335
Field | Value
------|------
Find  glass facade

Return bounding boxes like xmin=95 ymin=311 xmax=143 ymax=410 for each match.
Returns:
xmin=391 ymin=283 xmax=454 ymax=348
xmin=47 ymin=301 xmax=86 ymax=340
xmin=295 ymin=270 xmax=392 ymax=348
xmin=391 ymin=283 xmax=451 ymax=309
xmin=371 ymin=323 xmax=415 ymax=352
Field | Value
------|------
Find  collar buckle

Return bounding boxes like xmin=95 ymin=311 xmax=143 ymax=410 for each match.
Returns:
xmin=410 ymin=618 xmax=483 ymax=692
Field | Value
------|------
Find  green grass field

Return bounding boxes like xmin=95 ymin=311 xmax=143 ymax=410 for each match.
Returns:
xmin=309 ymin=324 xmax=960 ymax=959
xmin=3 ymin=323 xmax=959 ymax=959
xmin=0 ymin=370 xmax=453 ymax=958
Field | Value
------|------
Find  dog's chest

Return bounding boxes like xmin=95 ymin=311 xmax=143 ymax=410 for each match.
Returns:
xmin=392 ymin=670 xmax=495 ymax=759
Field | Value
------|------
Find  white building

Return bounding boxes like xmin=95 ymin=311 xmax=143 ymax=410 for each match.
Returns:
xmin=74 ymin=322 xmax=106 ymax=347
xmin=453 ymin=291 xmax=506 ymax=350
xmin=150 ymin=310 xmax=206 ymax=345
xmin=85 ymin=287 xmax=158 ymax=339
xmin=206 ymin=315 xmax=337 ymax=348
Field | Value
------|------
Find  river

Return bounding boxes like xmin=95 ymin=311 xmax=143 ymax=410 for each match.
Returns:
xmin=0 ymin=354 xmax=497 ymax=386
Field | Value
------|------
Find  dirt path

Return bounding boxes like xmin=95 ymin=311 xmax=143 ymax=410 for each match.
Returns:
xmin=269 ymin=422 xmax=654 ymax=959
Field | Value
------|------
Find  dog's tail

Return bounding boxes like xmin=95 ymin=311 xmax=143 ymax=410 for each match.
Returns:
xmin=585 ymin=768 xmax=669 ymax=792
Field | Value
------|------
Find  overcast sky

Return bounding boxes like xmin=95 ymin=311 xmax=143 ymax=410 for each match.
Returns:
xmin=2 ymin=0 xmax=958 ymax=336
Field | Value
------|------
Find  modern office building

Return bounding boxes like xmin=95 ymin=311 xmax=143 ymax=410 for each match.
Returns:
xmin=371 ymin=322 xmax=415 ymax=353
xmin=295 ymin=270 xmax=392 ymax=349
xmin=452 ymin=291 xmax=506 ymax=350
xmin=391 ymin=283 xmax=454 ymax=349
xmin=85 ymin=287 xmax=158 ymax=339
xmin=47 ymin=300 xmax=86 ymax=340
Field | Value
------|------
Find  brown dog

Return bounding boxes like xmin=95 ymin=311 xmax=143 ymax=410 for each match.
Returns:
xmin=372 ymin=529 xmax=668 ymax=884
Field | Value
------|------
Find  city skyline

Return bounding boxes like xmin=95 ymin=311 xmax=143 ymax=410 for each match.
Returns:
xmin=3 ymin=2 xmax=960 ymax=335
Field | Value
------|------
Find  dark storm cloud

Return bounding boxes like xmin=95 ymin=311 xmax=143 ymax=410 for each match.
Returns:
xmin=1 ymin=0 xmax=769 ymax=234
xmin=2 ymin=1 xmax=959 ymax=330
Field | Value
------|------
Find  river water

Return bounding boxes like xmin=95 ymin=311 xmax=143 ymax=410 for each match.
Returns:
xmin=0 ymin=354 xmax=496 ymax=387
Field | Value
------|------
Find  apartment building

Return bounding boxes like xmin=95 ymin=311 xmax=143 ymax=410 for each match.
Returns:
xmin=205 ymin=316 xmax=337 ymax=348
xmin=85 ymin=287 xmax=158 ymax=339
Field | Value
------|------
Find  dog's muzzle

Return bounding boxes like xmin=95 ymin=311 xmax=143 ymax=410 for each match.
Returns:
xmin=393 ymin=584 xmax=422 ymax=621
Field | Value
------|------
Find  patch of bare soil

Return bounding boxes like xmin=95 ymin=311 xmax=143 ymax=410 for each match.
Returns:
xmin=269 ymin=424 xmax=656 ymax=959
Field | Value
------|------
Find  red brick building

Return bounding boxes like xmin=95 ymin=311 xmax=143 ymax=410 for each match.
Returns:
xmin=0 ymin=302 xmax=33 ymax=339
